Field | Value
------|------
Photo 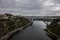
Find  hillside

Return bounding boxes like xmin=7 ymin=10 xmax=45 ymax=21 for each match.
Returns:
xmin=46 ymin=19 xmax=60 ymax=40
xmin=0 ymin=13 xmax=30 ymax=38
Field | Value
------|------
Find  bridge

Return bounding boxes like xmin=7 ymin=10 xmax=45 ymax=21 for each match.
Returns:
xmin=23 ymin=16 xmax=60 ymax=26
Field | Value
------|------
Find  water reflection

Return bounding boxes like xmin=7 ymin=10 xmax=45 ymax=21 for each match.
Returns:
xmin=33 ymin=21 xmax=47 ymax=29
xmin=10 ymin=21 xmax=52 ymax=40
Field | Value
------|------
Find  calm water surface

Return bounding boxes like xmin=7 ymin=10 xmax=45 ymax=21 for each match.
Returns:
xmin=10 ymin=21 xmax=52 ymax=40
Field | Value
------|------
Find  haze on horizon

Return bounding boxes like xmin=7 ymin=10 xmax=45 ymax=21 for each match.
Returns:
xmin=0 ymin=0 xmax=60 ymax=16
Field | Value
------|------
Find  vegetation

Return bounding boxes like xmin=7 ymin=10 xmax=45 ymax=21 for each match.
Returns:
xmin=46 ymin=19 xmax=60 ymax=40
xmin=0 ymin=14 xmax=30 ymax=37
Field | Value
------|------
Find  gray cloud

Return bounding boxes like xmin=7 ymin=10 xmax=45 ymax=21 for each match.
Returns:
xmin=0 ymin=0 xmax=60 ymax=16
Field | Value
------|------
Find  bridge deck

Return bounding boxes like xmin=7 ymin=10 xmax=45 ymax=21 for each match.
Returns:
xmin=24 ymin=16 xmax=60 ymax=22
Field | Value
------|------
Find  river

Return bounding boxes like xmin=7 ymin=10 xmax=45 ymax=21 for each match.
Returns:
xmin=9 ymin=21 xmax=52 ymax=40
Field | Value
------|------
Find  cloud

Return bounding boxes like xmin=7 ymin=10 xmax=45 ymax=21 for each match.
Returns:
xmin=0 ymin=0 xmax=60 ymax=16
xmin=52 ymin=6 xmax=60 ymax=11
xmin=41 ymin=0 xmax=55 ymax=6
xmin=15 ymin=0 xmax=21 ymax=1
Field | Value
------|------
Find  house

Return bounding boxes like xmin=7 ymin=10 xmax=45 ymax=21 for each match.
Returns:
xmin=0 ymin=14 xmax=9 ymax=20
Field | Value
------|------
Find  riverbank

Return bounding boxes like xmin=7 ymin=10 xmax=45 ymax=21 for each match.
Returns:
xmin=0 ymin=13 xmax=32 ymax=40
xmin=9 ymin=21 xmax=52 ymax=40
xmin=45 ymin=19 xmax=60 ymax=40
xmin=0 ymin=23 xmax=32 ymax=40
xmin=44 ymin=29 xmax=59 ymax=40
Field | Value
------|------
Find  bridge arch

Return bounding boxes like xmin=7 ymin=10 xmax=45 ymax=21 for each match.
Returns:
xmin=30 ymin=19 xmax=53 ymax=27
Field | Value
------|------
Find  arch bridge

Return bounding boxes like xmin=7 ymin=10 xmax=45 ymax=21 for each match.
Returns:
xmin=24 ymin=16 xmax=60 ymax=26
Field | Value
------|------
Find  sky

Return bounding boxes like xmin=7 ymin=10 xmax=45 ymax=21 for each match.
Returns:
xmin=0 ymin=0 xmax=60 ymax=16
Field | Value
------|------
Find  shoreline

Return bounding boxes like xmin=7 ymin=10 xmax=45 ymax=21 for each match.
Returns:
xmin=44 ymin=29 xmax=60 ymax=40
xmin=0 ymin=22 xmax=32 ymax=40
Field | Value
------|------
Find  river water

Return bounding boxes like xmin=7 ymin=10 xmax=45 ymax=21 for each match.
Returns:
xmin=10 ymin=21 xmax=52 ymax=40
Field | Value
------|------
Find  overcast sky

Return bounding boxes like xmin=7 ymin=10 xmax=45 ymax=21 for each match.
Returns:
xmin=0 ymin=0 xmax=60 ymax=16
